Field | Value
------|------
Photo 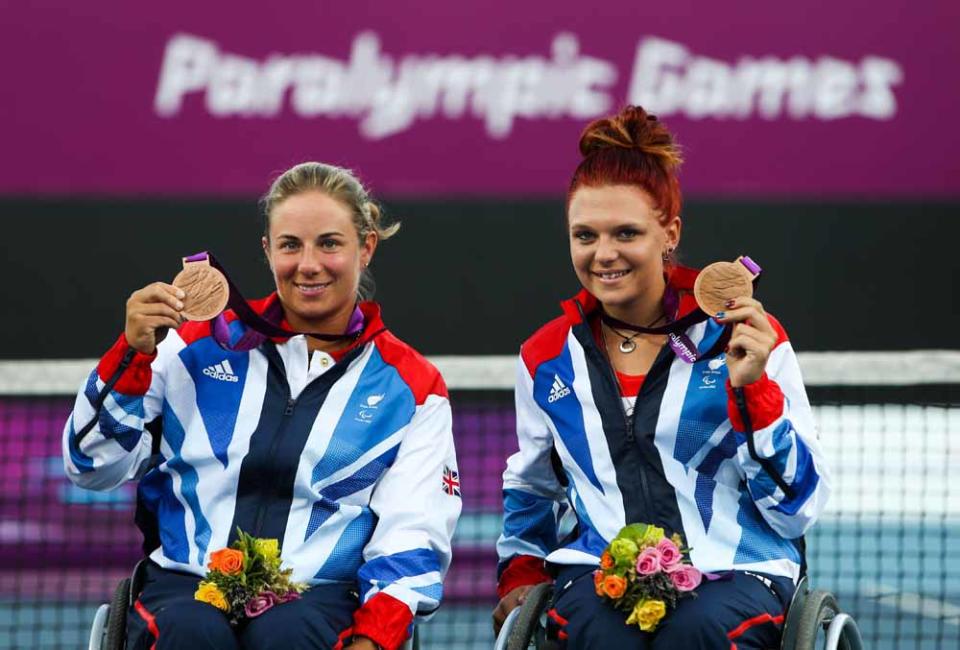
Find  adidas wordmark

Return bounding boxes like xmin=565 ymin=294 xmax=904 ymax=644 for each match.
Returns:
xmin=203 ymin=359 xmax=240 ymax=383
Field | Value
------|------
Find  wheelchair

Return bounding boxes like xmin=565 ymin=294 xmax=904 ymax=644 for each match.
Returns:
xmin=494 ymin=575 xmax=864 ymax=650
xmin=88 ymin=560 xmax=421 ymax=650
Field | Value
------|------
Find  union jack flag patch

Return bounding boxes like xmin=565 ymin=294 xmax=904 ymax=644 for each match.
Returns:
xmin=441 ymin=466 xmax=461 ymax=497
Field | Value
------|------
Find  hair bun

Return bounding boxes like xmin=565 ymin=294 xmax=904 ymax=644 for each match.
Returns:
xmin=578 ymin=105 xmax=683 ymax=171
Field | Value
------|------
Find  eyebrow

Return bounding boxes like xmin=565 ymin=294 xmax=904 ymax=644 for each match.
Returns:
xmin=275 ymin=231 xmax=346 ymax=240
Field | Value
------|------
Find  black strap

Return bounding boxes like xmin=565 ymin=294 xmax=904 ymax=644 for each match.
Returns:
xmin=74 ymin=347 xmax=137 ymax=445
xmin=204 ymin=253 xmax=358 ymax=343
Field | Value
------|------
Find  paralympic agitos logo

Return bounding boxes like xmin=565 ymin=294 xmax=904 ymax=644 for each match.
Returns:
xmin=154 ymin=33 xmax=903 ymax=140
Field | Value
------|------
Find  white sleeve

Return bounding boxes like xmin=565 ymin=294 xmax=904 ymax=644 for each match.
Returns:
xmin=62 ymin=334 xmax=168 ymax=491
xmin=357 ymin=391 xmax=461 ymax=618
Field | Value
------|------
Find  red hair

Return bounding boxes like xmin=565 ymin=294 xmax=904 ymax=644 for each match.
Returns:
xmin=567 ymin=106 xmax=683 ymax=223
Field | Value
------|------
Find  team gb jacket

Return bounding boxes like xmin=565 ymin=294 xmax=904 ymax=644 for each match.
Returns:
xmin=497 ymin=268 xmax=830 ymax=597
xmin=63 ymin=297 xmax=461 ymax=650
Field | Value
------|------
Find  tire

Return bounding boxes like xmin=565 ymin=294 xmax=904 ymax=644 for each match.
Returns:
xmin=104 ymin=578 xmax=131 ymax=650
xmin=792 ymin=589 xmax=839 ymax=650
xmin=506 ymin=582 xmax=554 ymax=650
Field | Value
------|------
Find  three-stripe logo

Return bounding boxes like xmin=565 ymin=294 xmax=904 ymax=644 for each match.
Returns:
xmin=548 ymin=374 xmax=571 ymax=403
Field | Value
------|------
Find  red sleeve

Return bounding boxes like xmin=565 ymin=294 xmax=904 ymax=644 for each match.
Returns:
xmin=726 ymin=373 xmax=784 ymax=431
xmin=497 ymin=555 xmax=552 ymax=600
xmin=338 ymin=592 xmax=413 ymax=650
xmin=96 ymin=334 xmax=157 ymax=396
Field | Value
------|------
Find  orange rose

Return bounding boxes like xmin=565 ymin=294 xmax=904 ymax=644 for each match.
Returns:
xmin=208 ymin=548 xmax=245 ymax=575
xmin=602 ymin=574 xmax=627 ymax=599
xmin=593 ymin=570 xmax=605 ymax=596
xmin=600 ymin=551 xmax=615 ymax=570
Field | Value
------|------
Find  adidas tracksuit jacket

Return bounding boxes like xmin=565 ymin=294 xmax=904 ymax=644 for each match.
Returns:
xmin=496 ymin=269 xmax=830 ymax=595
xmin=63 ymin=297 xmax=460 ymax=648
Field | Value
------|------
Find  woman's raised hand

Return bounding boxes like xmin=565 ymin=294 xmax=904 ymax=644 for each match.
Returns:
xmin=714 ymin=296 xmax=778 ymax=387
xmin=124 ymin=282 xmax=185 ymax=354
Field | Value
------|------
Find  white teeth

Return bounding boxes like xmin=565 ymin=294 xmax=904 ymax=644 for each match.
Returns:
xmin=598 ymin=270 xmax=628 ymax=279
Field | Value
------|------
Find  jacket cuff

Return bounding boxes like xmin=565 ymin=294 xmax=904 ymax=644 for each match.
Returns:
xmin=350 ymin=592 xmax=413 ymax=650
xmin=96 ymin=334 xmax=156 ymax=396
xmin=497 ymin=555 xmax=551 ymax=600
xmin=725 ymin=373 xmax=784 ymax=432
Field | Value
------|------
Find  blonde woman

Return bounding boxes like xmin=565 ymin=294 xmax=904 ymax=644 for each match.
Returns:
xmin=64 ymin=163 xmax=460 ymax=650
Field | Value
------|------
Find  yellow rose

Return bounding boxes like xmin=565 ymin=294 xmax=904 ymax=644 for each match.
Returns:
xmin=640 ymin=525 xmax=666 ymax=547
xmin=194 ymin=581 xmax=229 ymax=611
xmin=625 ymin=599 xmax=667 ymax=631
xmin=254 ymin=538 xmax=281 ymax=565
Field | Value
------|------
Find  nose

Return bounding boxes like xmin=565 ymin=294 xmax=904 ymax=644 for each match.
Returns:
xmin=594 ymin=236 xmax=619 ymax=265
xmin=296 ymin=245 xmax=323 ymax=276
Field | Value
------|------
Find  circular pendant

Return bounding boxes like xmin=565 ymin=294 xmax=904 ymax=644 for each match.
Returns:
xmin=619 ymin=339 xmax=637 ymax=354
xmin=173 ymin=261 xmax=230 ymax=321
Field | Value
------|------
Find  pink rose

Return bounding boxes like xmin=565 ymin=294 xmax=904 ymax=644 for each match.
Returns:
xmin=279 ymin=590 xmax=301 ymax=603
xmin=656 ymin=538 xmax=682 ymax=568
xmin=668 ymin=565 xmax=702 ymax=592
xmin=245 ymin=591 xmax=279 ymax=618
xmin=635 ymin=547 xmax=662 ymax=576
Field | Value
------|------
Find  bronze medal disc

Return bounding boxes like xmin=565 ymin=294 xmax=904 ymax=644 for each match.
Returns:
xmin=173 ymin=263 xmax=230 ymax=321
xmin=693 ymin=260 xmax=754 ymax=315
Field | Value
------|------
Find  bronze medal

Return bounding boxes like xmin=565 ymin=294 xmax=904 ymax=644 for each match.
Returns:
xmin=172 ymin=258 xmax=230 ymax=321
xmin=693 ymin=256 xmax=757 ymax=315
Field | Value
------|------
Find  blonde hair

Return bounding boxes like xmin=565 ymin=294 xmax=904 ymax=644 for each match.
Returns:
xmin=261 ymin=162 xmax=399 ymax=299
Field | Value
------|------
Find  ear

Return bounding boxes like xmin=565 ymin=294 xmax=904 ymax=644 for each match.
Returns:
xmin=359 ymin=231 xmax=378 ymax=269
xmin=261 ymin=236 xmax=273 ymax=271
xmin=664 ymin=215 xmax=682 ymax=251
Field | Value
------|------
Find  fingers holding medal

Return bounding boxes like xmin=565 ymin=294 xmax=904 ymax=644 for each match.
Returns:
xmin=125 ymin=282 xmax=186 ymax=355
xmin=695 ymin=256 xmax=774 ymax=387
xmin=124 ymin=258 xmax=230 ymax=355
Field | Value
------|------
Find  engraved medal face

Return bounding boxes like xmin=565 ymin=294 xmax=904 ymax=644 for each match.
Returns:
xmin=693 ymin=260 xmax=754 ymax=315
xmin=172 ymin=262 xmax=229 ymax=321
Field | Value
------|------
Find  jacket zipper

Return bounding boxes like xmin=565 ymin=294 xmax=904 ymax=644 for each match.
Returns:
xmin=594 ymin=333 xmax=654 ymax=522
xmin=252 ymin=396 xmax=297 ymax=537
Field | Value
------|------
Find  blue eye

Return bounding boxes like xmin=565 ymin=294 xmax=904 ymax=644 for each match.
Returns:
xmin=320 ymin=238 xmax=341 ymax=250
xmin=279 ymin=240 xmax=299 ymax=250
xmin=573 ymin=231 xmax=595 ymax=242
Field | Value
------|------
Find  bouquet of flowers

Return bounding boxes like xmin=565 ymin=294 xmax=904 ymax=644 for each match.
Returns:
xmin=194 ymin=528 xmax=308 ymax=625
xmin=594 ymin=523 xmax=702 ymax=632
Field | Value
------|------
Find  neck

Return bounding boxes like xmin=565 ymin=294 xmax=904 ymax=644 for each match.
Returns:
xmin=285 ymin=302 xmax=358 ymax=354
xmin=603 ymin=279 xmax=668 ymax=328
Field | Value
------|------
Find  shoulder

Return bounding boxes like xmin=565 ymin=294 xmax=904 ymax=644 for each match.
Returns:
xmin=520 ymin=314 xmax=572 ymax=380
xmin=373 ymin=330 xmax=448 ymax=405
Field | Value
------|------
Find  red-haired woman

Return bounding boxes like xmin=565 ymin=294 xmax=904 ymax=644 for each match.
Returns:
xmin=492 ymin=107 xmax=830 ymax=648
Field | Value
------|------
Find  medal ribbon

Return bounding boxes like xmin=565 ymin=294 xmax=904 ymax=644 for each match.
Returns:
xmin=599 ymin=257 xmax=762 ymax=364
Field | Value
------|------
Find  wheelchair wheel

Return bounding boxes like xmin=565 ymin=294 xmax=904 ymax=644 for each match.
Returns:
xmin=793 ymin=589 xmax=839 ymax=650
xmin=506 ymin=582 xmax=554 ymax=650
xmin=104 ymin=577 xmax=131 ymax=650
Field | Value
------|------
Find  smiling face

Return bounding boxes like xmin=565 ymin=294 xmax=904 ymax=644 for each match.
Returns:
xmin=568 ymin=184 xmax=680 ymax=320
xmin=262 ymin=190 xmax=376 ymax=333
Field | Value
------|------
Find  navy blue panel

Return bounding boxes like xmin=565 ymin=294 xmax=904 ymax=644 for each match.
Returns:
xmin=570 ymin=317 xmax=684 ymax=538
xmin=229 ymin=342 xmax=363 ymax=547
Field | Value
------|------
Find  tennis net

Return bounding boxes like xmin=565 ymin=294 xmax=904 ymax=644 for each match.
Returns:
xmin=0 ymin=352 xmax=957 ymax=649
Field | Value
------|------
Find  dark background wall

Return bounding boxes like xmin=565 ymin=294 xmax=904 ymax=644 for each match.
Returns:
xmin=3 ymin=198 xmax=956 ymax=358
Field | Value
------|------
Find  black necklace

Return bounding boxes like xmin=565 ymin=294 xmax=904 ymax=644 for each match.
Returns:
xmin=605 ymin=313 xmax=667 ymax=354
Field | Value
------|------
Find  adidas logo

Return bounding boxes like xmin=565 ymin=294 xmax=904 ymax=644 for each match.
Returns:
xmin=203 ymin=359 xmax=240 ymax=383
xmin=547 ymin=374 xmax=571 ymax=403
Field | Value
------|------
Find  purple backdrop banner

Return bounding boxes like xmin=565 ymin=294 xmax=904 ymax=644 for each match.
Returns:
xmin=3 ymin=1 xmax=959 ymax=197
